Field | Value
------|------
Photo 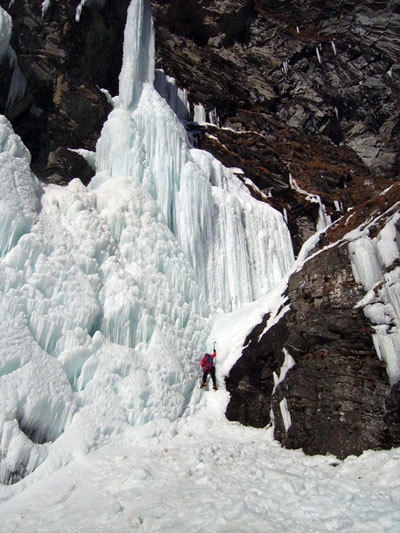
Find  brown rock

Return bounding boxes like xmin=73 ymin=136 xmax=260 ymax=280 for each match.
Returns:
xmin=0 ymin=0 xmax=130 ymax=183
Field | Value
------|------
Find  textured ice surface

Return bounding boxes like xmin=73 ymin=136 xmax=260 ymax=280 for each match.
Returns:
xmin=0 ymin=4 xmax=399 ymax=525
xmin=0 ymin=116 xmax=42 ymax=257
xmin=0 ymin=6 xmax=27 ymax=111
xmin=349 ymin=209 xmax=400 ymax=384
xmin=0 ymin=6 xmax=12 ymax=60
xmin=94 ymin=0 xmax=294 ymax=311
xmin=0 ymin=0 xmax=294 ymax=489
xmin=154 ymin=69 xmax=190 ymax=121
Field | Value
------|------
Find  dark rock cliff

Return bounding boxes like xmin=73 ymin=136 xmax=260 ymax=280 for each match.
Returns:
xmin=0 ymin=0 xmax=130 ymax=183
xmin=226 ymin=184 xmax=400 ymax=458
xmin=1 ymin=0 xmax=399 ymax=458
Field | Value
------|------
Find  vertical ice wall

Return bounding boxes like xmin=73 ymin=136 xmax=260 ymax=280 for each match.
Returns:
xmin=0 ymin=116 xmax=42 ymax=256
xmin=93 ymin=0 xmax=295 ymax=312
xmin=0 ymin=6 xmax=27 ymax=112
xmin=349 ymin=207 xmax=400 ymax=385
xmin=0 ymin=6 xmax=12 ymax=61
xmin=0 ymin=118 xmax=210 ymax=489
xmin=154 ymin=69 xmax=190 ymax=121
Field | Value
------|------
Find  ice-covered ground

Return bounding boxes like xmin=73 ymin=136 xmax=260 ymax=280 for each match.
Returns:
xmin=1 ymin=414 xmax=399 ymax=533
xmin=1 ymin=293 xmax=399 ymax=532
xmin=0 ymin=304 xmax=399 ymax=533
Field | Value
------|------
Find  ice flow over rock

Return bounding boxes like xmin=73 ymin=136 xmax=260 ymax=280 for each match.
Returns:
xmin=0 ymin=0 xmax=294 ymax=489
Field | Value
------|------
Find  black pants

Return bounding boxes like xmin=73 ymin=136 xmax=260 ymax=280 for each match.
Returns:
xmin=202 ymin=367 xmax=216 ymax=387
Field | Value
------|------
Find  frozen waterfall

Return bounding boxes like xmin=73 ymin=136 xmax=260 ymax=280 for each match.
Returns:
xmin=349 ymin=206 xmax=400 ymax=385
xmin=93 ymin=0 xmax=294 ymax=311
xmin=0 ymin=0 xmax=294 ymax=489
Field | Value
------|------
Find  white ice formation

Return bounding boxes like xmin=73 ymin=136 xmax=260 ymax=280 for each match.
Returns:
xmin=0 ymin=6 xmax=27 ymax=113
xmin=0 ymin=0 xmax=294 ymax=490
xmin=349 ymin=202 xmax=400 ymax=385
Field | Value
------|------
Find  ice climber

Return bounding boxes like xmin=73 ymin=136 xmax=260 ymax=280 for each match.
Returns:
xmin=200 ymin=345 xmax=217 ymax=390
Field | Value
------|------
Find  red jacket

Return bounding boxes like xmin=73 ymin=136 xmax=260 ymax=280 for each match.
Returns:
xmin=200 ymin=350 xmax=216 ymax=371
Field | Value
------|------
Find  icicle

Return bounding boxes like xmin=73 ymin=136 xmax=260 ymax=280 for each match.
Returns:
xmin=273 ymin=348 xmax=295 ymax=394
xmin=279 ymin=398 xmax=292 ymax=432
xmin=316 ymin=45 xmax=322 ymax=64
xmin=331 ymin=40 xmax=337 ymax=56
xmin=75 ymin=0 xmax=106 ymax=21
xmin=0 ymin=6 xmax=12 ymax=61
xmin=118 ymin=0 xmax=155 ymax=109
xmin=154 ymin=69 xmax=190 ymax=120
xmin=208 ymin=108 xmax=219 ymax=126
xmin=349 ymin=212 xmax=400 ymax=385
xmin=193 ymin=103 xmax=207 ymax=124
xmin=334 ymin=200 xmax=343 ymax=213
xmin=6 ymin=48 xmax=27 ymax=111
xmin=334 ymin=106 xmax=339 ymax=120
xmin=41 ymin=0 xmax=50 ymax=15
xmin=289 ymin=174 xmax=331 ymax=231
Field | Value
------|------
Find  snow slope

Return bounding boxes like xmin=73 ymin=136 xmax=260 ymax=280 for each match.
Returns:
xmin=0 ymin=320 xmax=399 ymax=532
xmin=1 ymin=291 xmax=399 ymax=532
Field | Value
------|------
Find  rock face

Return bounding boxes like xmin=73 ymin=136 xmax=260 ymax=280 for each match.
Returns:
xmin=1 ymin=0 xmax=399 ymax=458
xmin=272 ymin=242 xmax=390 ymax=459
xmin=0 ymin=0 xmax=129 ymax=183
xmin=226 ymin=185 xmax=400 ymax=458
xmin=151 ymin=0 xmax=399 ymax=175
xmin=225 ymin=237 xmax=391 ymax=459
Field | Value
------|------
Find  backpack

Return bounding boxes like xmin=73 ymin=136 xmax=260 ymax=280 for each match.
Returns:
xmin=203 ymin=353 xmax=214 ymax=371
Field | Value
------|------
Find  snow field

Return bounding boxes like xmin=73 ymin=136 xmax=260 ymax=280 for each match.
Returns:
xmin=0 ymin=393 xmax=399 ymax=532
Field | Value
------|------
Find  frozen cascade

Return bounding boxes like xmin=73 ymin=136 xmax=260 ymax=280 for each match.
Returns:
xmin=93 ymin=0 xmax=294 ymax=311
xmin=41 ymin=0 xmax=107 ymax=20
xmin=0 ymin=0 xmax=294 ymax=490
xmin=154 ymin=69 xmax=190 ymax=121
xmin=349 ymin=208 xmax=400 ymax=384
xmin=0 ymin=6 xmax=12 ymax=61
xmin=0 ymin=6 xmax=27 ymax=112
xmin=0 ymin=120 xmax=210 ymax=487
xmin=193 ymin=103 xmax=207 ymax=124
xmin=289 ymin=174 xmax=331 ymax=232
xmin=118 ymin=0 xmax=154 ymax=111
xmin=0 ymin=116 xmax=42 ymax=257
